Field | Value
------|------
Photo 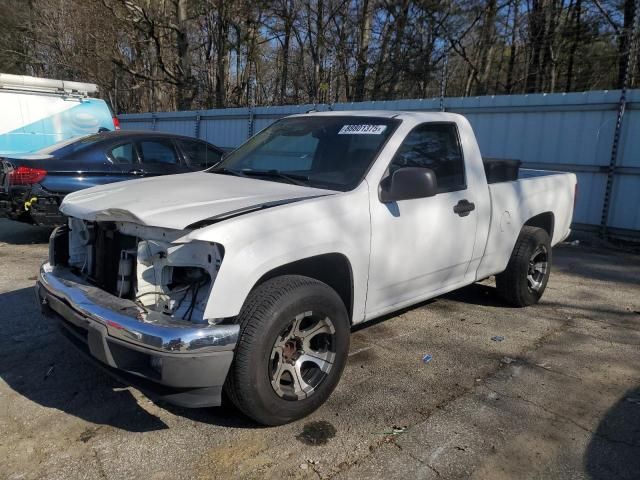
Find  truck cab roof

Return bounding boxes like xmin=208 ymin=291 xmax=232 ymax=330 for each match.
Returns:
xmin=293 ymin=110 xmax=466 ymax=122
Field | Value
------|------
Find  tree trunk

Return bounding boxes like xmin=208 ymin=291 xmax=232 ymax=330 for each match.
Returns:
xmin=617 ymin=0 xmax=636 ymax=89
xmin=175 ymin=0 xmax=193 ymax=110
xmin=371 ymin=18 xmax=391 ymax=100
xmin=476 ymin=0 xmax=498 ymax=95
xmin=215 ymin=0 xmax=228 ymax=108
xmin=464 ymin=64 xmax=476 ymax=97
xmin=279 ymin=1 xmax=293 ymax=104
xmin=314 ymin=0 xmax=325 ymax=102
xmin=245 ymin=10 xmax=259 ymax=106
xmin=526 ymin=0 xmax=546 ymax=93
xmin=565 ymin=0 xmax=581 ymax=92
xmin=353 ymin=0 xmax=373 ymax=101
xmin=541 ymin=0 xmax=559 ymax=92
xmin=506 ymin=0 xmax=519 ymax=93
xmin=388 ymin=0 xmax=410 ymax=98
xmin=303 ymin=0 xmax=324 ymax=102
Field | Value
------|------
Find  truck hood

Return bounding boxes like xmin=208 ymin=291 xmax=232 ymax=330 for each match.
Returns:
xmin=60 ymin=172 xmax=337 ymax=230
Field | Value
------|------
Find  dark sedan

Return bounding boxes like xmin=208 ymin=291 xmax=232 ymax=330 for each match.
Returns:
xmin=0 ymin=131 xmax=224 ymax=226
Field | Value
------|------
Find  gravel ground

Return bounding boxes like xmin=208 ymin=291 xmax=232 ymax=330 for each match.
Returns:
xmin=0 ymin=218 xmax=638 ymax=480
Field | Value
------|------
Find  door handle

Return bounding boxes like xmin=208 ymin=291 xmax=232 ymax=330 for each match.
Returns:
xmin=128 ymin=169 xmax=145 ymax=175
xmin=453 ymin=199 xmax=475 ymax=217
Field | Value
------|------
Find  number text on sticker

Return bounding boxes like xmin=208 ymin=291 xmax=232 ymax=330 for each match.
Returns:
xmin=338 ymin=125 xmax=387 ymax=135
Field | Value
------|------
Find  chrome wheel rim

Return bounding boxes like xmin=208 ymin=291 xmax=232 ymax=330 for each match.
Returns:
xmin=269 ymin=311 xmax=336 ymax=400
xmin=527 ymin=245 xmax=548 ymax=292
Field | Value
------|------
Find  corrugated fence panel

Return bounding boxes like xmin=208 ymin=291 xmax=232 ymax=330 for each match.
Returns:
xmin=607 ymin=92 xmax=640 ymax=232
xmin=609 ymin=176 xmax=640 ymax=232
xmin=119 ymin=90 xmax=640 ymax=237
xmin=156 ymin=119 xmax=195 ymax=137
xmin=200 ymin=116 xmax=249 ymax=149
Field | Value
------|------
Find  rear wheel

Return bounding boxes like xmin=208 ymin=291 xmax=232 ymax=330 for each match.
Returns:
xmin=496 ymin=226 xmax=551 ymax=307
xmin=225 ymin=275 xmax=350 ymax=426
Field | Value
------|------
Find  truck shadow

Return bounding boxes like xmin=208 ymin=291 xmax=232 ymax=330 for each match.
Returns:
xmin=0 ymin=286 xmax=169 ymax=432
xmin=442 ymin=282 xmax=507 ymax=307
xmin=0 ymin=218 xmax=51 ymax=245
xmin=584 ymin=386 xmax=640 ymax=479
xmin=0 ymin=286 xmax=259 ymax=431
xmin=161 ymin=401 xmax=262 ymax=429
xmin=554 ymin=245 xmax=640 ymax=287
xmin=351 ymin=282 xmax=507 ymax=334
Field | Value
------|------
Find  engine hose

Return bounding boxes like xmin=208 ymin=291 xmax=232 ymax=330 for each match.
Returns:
xmin=24 ymin=197 xmax=38 ymax=211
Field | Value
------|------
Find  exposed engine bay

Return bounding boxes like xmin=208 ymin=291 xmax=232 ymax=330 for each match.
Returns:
xmin=51 ymin=218 xmax=222 ymax=324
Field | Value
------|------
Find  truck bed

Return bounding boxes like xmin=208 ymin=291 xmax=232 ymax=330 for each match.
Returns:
xmin=476 ymin=168 xmax=577 ymax=280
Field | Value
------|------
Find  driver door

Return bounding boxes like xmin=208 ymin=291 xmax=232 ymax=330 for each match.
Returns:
xmin=366 ymin=123 xmax=479 ymax=317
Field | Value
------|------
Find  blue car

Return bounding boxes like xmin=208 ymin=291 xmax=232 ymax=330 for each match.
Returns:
xmin=0 ymin=131 xmax=224 ymax=226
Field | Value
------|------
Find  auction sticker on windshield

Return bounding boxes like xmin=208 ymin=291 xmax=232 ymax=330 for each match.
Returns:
xmin=338 ymin=124 xmax=387 ymax=135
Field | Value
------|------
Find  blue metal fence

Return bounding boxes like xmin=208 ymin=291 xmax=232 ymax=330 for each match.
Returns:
xmin=119 ymin=90 xmax=640 ymax=238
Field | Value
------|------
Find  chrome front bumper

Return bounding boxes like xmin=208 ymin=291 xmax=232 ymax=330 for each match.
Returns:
xmin=36 ymin=262 xmax=240 ymax=407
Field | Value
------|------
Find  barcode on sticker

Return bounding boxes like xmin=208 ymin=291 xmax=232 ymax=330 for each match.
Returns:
xmin=338 ymin=124 xmax=387 ymax=135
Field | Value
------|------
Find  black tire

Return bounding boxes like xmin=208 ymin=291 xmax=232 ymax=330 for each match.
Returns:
xmin=225 ymin=275 xmax=350 ymax=426
xmin=496 ymin=226 xmax=552 ymax=307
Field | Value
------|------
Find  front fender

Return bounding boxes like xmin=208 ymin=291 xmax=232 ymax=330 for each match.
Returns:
xmin=185 ymin=185 xmax=371 ymax=323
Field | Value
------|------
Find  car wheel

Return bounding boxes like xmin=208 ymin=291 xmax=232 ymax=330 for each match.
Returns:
xmin=496 ymin=226 xmax=551 ymax=307
xmin=225 ymin=275 xmax=350 ymax=426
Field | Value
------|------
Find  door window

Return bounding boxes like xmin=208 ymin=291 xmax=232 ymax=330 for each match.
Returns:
xmin=389 ymin=123 xmax=466 ymax=192
xmin=139 ymin=140 xmax=178 ymax=164
xmin=178 ymin=140 xmax=222 ymax=168
xmin=108 ymin=143 xmax=135 ymax=164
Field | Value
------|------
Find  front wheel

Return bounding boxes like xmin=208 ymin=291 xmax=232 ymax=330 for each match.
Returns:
xmin=225 ymin=275 xmax=350 ymax=426
xmin=496 ymin=226 xmax=551 ymax=307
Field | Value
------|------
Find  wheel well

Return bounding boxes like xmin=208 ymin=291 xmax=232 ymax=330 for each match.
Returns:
xmin=255 ymin=253 xmax=354 ymax=323
xmin=524 ymin=212 xmax=554 ymax=240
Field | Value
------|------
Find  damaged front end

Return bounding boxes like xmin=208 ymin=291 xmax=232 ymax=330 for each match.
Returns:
xmin=37 ymin=218 xmax=239 ymax=408
xmin=62 ymin=218 xmax=223 ymax=325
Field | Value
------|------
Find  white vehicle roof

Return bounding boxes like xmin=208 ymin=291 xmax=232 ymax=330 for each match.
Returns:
xmin=292 ymin=110 xmax=464 ymax=122
xmin=292 ymin=110 xmax=400 ymax=118
xmin=0 ymin=73 xmax=98 ymax=97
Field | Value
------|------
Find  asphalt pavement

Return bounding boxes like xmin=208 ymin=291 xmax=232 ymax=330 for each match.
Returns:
xmin=1 ymin=218 xmax=638 ymax=480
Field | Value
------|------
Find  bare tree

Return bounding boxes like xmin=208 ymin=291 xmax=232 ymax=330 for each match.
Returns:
xmin=1 ymin=0 xmax=636 ymax=113
xmin=353 ymin=0 xmax=373 ymax=101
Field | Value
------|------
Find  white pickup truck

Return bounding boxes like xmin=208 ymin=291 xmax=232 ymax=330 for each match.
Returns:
xmin=36 ymin=111 xmax=576 ymax=425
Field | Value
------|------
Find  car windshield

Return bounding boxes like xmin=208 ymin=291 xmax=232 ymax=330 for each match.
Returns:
xmin=211 ymin=116 xmax=399 ymax=191
xmin=36 ymin=134 xmax=103 ymax=155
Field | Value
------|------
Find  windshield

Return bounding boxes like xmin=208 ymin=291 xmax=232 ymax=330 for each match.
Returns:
xmin=212 ymin=116 xmax=399 ymax=191
xmin=36 ymin=134 xmax=103 ymax=156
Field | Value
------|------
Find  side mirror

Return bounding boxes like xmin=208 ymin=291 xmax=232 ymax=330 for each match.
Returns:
xmin=379 ymin=167 xmax=438 ymax=203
